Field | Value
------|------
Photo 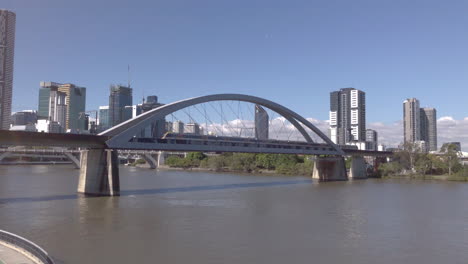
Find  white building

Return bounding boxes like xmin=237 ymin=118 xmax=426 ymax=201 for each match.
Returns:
xmin=10 ymin=124 xmax=37 ymax=132
xmin=185 ymin=123 xmax=200 ymax=135
xmin=37 ymin=119 xmax=63 ymax=133
xmin=49 ymin=89 xmax=67 ymax=128
xmin=173 ymin=121 xmax=184 ymax=134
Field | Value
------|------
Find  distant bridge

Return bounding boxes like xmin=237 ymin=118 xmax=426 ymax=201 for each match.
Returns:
xmin=0 ymin=94 xmax=392 ymax=196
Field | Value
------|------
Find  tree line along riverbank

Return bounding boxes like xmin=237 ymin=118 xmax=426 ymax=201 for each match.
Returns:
xmin=163 ymin=152 xmax=315 ymax=176
xmin=131 ymin=142 xmax=468 ymax=182
xmin=378 ymin=143 xmax=468 ymax=181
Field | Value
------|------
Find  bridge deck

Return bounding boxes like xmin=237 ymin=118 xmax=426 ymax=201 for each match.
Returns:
xmin=0 ymin=131 xmax=107 ymax=148
xmin=0 ymin=130 xmax=392 ymax=157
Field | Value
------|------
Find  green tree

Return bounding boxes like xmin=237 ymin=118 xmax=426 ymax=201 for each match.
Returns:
xmin=440 ymin=143 xmax=461 ymax=175
xmin=207 ymin=155 xmax=227 ymax=171
xmin=255 ymin=154 xmax=277 ymax=170
xmin=186 ymin=152 xmax=207 ymax=161
xmin=414 ymin=154 xmax=431 ymax=175
xmin=378 ymin=161 xmax=403 ymax=176
xmin=229 ymin=153 xmax=257 ymax=172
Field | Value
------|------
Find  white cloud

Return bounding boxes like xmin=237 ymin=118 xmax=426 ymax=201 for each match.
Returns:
xmin=196 ymin=116 xmax=468 ymax=151
xmin=366 ymin=117 xmax=468 ymax=151
xmin=368 ymin=120 xmax=403 ymax=148
xmin=437 ymin=117 xmax=468 ymax=150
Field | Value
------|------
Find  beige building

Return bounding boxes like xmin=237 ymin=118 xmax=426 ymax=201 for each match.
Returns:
xmin=403 ymin=98 xmax=420 ymax=144
xmin=57 ymin=83 xmax=86 ymax=132
xmin=0 ymin=10 xmax=16 ymax=130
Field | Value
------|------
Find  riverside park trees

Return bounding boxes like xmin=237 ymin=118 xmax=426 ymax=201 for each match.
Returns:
xmin=379 ymin=142 xmax=463 ymax=177
xmin=165 ymin=152 xmax=314 ymax=175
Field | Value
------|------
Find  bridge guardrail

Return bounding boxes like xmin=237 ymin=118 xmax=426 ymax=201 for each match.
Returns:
xmin=0 ymin=230 xmax=55 ymax=264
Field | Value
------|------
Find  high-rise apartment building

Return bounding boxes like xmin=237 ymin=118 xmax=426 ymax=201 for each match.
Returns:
xmin=0 ymin=10 xmax=16 ymax=130
xmin=403 ymin=98 xmax=420 ymax=143
xmin=329 ymin=88 xmax=366 ymax=145
xmin=109 ymin=85 xmax=132 ymax=127
xmin=403 ymin=98 xmax=437 ymax=151
xmin=255 ymin=105 xmax=269 ymax=140
xmin=420 ymin=108 xmax=437 ymax=151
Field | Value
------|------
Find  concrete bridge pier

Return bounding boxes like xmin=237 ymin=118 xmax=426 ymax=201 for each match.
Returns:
xmin=63 ymin=152 xmax=81 ymax=169
xmin=312 ymin=156 xmax=348 ymax=181
xmin=157 ymin=151 xmax=166 ymax=167
xmin=0 ymin=152 xmax=11 ymax=162
xmin=348 ymin=156 xmax=368 ymax=179
xmin=142 ymin=154 xmax=158 ymax=169
xmin=78 ymin=149 xmax=120 ymax=196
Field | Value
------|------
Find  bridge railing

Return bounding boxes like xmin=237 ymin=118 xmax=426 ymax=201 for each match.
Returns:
xmin=0 ymin=230 xmax=55 ymax=264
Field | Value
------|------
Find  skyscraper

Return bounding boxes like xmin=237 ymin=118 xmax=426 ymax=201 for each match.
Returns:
xmin=109 ymin=85 xmax=132 ymax=127
xmin=39 ymin=82 xmax=85 ymax=132
xmin=420 ymin=108 xmax=437 ymax=151
xmin=255 ymin=105 xmax=269 ymax=140
xmin=329 ymin=88 xmax=366 ymax=145
xmin=49 ymin=89 xmax=67 ymax=128
xmin=403 ymin=98 xmax=420 ymax=143
xmin=98 ymin=106 xmax=110 ymax=132
xmin=0 ymin=10 xmax=16 ymax=130
xmin=57 ymin=83 xmax=86 ymax=132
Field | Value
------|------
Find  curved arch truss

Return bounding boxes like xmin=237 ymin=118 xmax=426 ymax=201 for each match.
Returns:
xmin=101 ymin=94 xmax=344 ymax=156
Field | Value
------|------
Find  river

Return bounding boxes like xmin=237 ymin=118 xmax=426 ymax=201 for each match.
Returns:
xmin=1 ymin=165 xmax=468 ymax=264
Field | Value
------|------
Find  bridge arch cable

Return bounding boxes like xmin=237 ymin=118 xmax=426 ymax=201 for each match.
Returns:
xmin=224 ymin=100 xmax=250 ymax=137
xmin=225 ymin=101 xmax=252 ymax=138
xmin=101 ymin=94 xmax=343 ymax=155
xmin=206 ymin=101 xmax=238 ymax=137
xmin=191 ymin=103 xmax=225 ymax=136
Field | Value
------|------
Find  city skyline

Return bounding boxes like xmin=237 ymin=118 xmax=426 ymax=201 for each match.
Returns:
xmin=1 ymin=1 xmax=467 ymax=149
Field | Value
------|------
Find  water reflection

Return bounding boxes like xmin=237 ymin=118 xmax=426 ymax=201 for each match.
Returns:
xmin=0 ymin=179 xmax=313 ymax=204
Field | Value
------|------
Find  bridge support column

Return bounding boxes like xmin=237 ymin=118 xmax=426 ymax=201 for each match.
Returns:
xmin=142 ymin=154 xmax=157 ymax=169
xmin=78 ymin=149 xmax=120 ymax=196
xmin=312 ymin=156 xmax=347 ymax=181
xmin=349 ymin=156 xmax=367 ymax=179
xmin=157 ymin=151 xmax=166 ymax=167
xmin=0 ymin=152 xmax=11 ymax=163
xmin=64 ymin=152 xmax=81 ymax=169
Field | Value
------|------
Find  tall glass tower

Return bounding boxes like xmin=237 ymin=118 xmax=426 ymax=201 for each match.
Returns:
xmin=109 ymin=85 xmax=133 ymax=127
xmin=0 ymin=10 xmax=16 ymax=130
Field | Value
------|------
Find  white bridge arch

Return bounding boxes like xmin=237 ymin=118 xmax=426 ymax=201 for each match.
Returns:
xmin=101 ymin=94 xmax=344 ymax=156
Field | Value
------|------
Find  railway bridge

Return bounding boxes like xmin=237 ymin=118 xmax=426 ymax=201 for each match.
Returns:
xmin=0 ymin=94 xmax=392 ymax=196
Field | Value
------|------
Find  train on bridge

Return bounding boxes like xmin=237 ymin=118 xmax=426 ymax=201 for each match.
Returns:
xmin=131 ymin=132 xmax=359 ymax=153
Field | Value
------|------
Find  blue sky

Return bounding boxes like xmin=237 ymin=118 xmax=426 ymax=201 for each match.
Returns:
xmin=3 ymin=0 xmax=468 ymax=145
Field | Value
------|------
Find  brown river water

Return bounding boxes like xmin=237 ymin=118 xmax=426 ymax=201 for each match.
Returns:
xmin=1 ymin=165 xmax=468 ymax=264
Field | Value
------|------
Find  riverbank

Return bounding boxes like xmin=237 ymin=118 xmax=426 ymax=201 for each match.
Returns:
xmin=382 ymin=174 xmax=468 ymax=182
xmin=135 ymin=163 xmax=287 ymax=176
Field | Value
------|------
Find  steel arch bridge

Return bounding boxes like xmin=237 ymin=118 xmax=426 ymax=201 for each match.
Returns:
xmin=100 ymin=94 xmax=345 ymax=156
